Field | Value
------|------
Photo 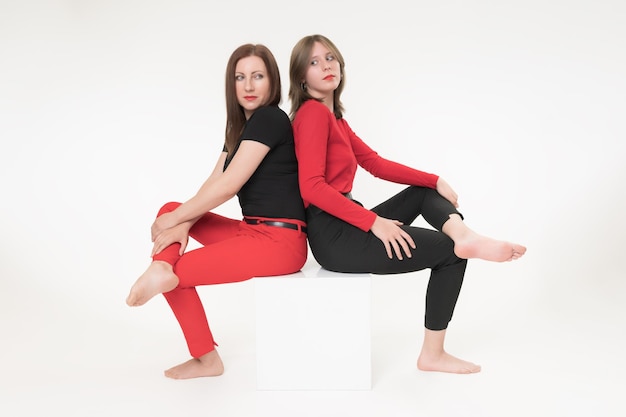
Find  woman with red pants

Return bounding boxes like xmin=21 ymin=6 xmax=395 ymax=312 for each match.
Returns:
xmin=126 ymin=44 xmax=307 ymax=380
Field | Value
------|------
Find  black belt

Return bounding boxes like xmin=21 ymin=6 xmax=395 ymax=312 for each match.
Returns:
xmin=244 ymin=218 xmax=307 ymax=234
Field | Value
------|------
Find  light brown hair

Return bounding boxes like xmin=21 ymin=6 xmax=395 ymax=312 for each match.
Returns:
xmin=288 ymin=34 xmax=346 ymax=120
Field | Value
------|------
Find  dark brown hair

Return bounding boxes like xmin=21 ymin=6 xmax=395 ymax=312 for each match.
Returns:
xmin=224 ymin=44 xmax=282 ymax=154
xmin=288 ymin=34 xmax=346 ymax=120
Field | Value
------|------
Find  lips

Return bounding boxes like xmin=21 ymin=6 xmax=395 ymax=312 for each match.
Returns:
xmin=323 ymin=75 xmax=335 ymax=80
xmin=244 ymin=96 xmax=257 ymax=101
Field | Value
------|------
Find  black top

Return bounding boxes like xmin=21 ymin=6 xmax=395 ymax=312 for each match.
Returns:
xmin=223 ymin=106 xmax=306 ymax=222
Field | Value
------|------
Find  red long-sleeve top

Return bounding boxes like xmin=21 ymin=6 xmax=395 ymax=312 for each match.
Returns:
xmin=292 ymin=99 xmax=440 ymax=232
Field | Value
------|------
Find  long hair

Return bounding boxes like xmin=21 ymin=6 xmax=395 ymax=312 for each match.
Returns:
xmin=224 ymin=44 xmax=282 ymax=154
xmin=288 ymin=34 xmax=346 ymax=120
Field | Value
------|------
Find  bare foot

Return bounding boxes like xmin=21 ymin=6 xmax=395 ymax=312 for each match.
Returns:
xmin=454 ymin=233 xmax=527 ymax=262
xmin=442 ymin=215 xmax=526 ymax=262
xmin=126 ymin=261 xmax=179 ymax=307
xmin=417 ymin=351 xmax=481 ymax=374
xmin=164 ymin=349 xmax=224 ymax=379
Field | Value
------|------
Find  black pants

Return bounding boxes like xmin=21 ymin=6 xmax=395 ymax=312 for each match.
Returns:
xmin=306 ymin=186 xmax=467 ymax=330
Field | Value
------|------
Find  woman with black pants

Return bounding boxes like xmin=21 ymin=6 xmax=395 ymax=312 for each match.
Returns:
xmin=289 ymin=34 xmax=526 ymax=374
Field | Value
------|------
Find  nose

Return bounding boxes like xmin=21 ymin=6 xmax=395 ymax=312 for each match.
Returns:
xmin=244 ymin=77 xmax=254 ymax=91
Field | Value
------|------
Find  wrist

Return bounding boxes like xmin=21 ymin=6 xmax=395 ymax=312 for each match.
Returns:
xmin=167 ymin=209 xmax=185 ymax=228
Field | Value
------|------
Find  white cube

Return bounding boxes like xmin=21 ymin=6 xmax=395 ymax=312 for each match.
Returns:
xmin=254 ymin=262 xmax=372 ymax=390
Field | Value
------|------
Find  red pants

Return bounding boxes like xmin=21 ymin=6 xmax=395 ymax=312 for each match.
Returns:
xmin=154 ymin=202 xmax=308 ymax=358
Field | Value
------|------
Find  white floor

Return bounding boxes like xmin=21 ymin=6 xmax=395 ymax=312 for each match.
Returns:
xmin=2 ymin=255 xmax=625 ymax=417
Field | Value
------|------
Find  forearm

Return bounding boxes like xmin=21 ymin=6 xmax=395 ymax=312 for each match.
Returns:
xmin=358 ymin=154 xmax=439 ymax=188
xmin=172 ymin=183 xmax=235 ymax=225
xmin=180 ymin=216 xmax=201 ymax=231
xmin=351 ymin=132 xmax=438 ymax=188
xmin=170 ymin=151 xmax=230 ymax=226
xmin=301 ymin=178 xmax=376 ymax=231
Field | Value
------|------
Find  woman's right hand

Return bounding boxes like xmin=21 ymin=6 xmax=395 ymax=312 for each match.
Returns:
xmin=369 ymin=216 xmax=416 ymax=260
xmin=436 ymin=177 xmax=459 ymax=208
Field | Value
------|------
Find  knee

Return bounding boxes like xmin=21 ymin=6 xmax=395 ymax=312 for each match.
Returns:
xmin=158 ymin=201 xmax=182 ymax=216
xmin=437 ymin=238 xmax=467 ymax=269
xmin=442 ymin=254 xmax=467 ymax=273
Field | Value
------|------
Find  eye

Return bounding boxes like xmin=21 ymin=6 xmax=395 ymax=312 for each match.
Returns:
xmin=310 ymin=59 xmax=319 ymax=66
xmin=326 ymin=54 xmax=334 ymax=61
xmin=235 ymin=75 xmax=244 ymax=81
xmin=253 ymin=73 xmax=264 ymax=80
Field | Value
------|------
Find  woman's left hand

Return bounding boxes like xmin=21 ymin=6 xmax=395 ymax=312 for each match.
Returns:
xmin=151 ymin=223 xmax=190 ymax=256
xmin=436 ymin=177 xmax=459 ymax=208
xmin=151 ymin=212 xmax=178 ymax=241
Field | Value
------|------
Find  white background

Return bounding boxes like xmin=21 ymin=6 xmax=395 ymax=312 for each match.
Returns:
xmin=1 ymin=1 xmax=625 ymax=416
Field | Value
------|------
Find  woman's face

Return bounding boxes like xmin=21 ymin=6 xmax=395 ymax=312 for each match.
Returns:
xmin=235 ymin=55 xmax=270 ymax=119
xmin=304 ymin=41 xmax=341 ymax=101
